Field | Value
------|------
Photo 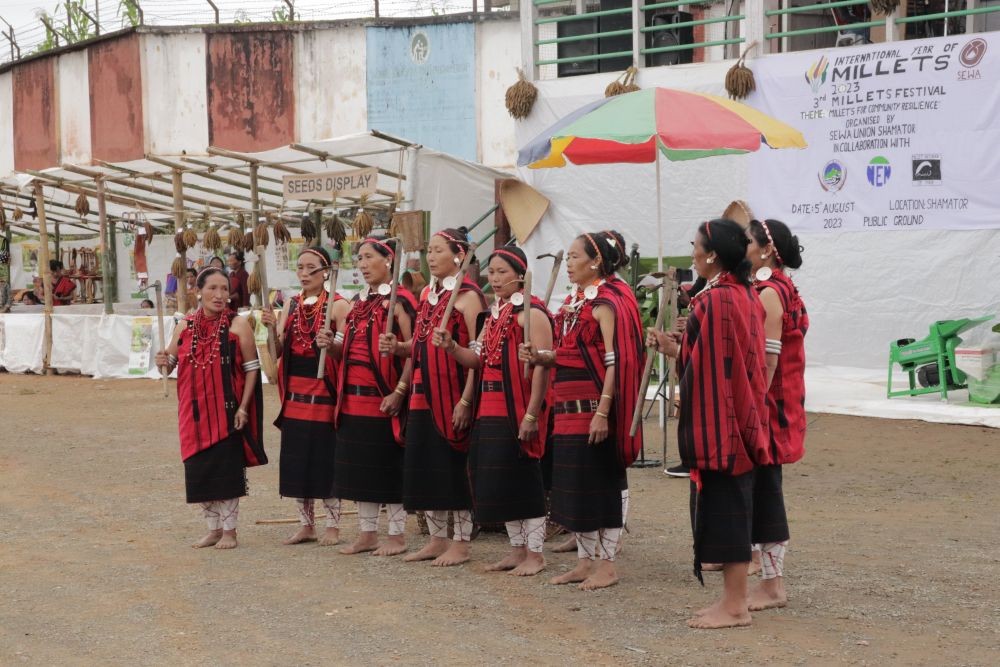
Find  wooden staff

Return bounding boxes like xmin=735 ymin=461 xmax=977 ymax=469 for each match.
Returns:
xmin=382 ymin=237 xmax=403 ymax=357
xmin=521 ymin=270 xmax=533 ymax=379
xmin=439 ymin=242 xmax=479 ymax=327
xmin=316 ymin=261 xmax=340 ymax=380
xmin=629 ymin=268 xmax=675 ymax=437
xmin=254 ymin=245 xmax=279 ymax=384
xmin=539 ymin=250 xmax=564 ymax=308
xmin=153 ymin=280 xmax=168 ymax=397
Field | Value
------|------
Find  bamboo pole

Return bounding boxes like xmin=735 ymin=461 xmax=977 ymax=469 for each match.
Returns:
xmin=254 ymin=244 xmax=279 ymax=384
xmin=522 ymin=270 xmax=533 ymax=379
xmin=629 ymin=269 xmax=675 ymax=438
xmin=439 ymin=243 xmax=479 ymax=327
xmin=96 ymin=178 xmax=113 ymax=314
xmin=171 ymin=170 xmax=188 ymax=314
xmin=34 ymin=182 xmax=55 ymax=375
xmin=153 ymin=280 xmax=168 ymax=397
xmin=316 ymin=261 xmax=340 ymax=380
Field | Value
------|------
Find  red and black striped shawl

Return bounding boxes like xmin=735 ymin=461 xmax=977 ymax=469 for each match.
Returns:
xmin=413 ymin=277 xmax=486 ymax=452
xmin=334 ymin=289 xmax=419 ymax=444
xmin=677 ymin=273 xmax=769 ymax=477
xmin=176 ymin=310 xmax=266 ymax=467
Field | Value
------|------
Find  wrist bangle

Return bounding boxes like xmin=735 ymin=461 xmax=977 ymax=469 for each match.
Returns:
xmin=600 ymin=394 xmax=612 ymax=401
xmin=459 ymin=398 xmax=471 ymax=408
xmin=396 ymin=381 xmax=409 ymax=391
xmin=595 ymin=411 xmax=609 ymax=419
xmin=524 ymin=413 xmax=537 ymax=423
xmin=393 ymin=388 xmax=407 ymax=397
xmin=237 ymin=407 xmax=248 ymax=415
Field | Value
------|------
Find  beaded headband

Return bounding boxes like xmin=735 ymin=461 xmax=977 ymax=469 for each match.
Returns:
xmin=434 ymin=230 xmax=469 ymax=249
xmin=582 ymin=233 xmax=604 ymax=268
xmin=196 ymin=266 xmax=226 ymax=283
xmin=703 ymin=221 xmax=713 ymax=241
xmin=758 ymin=220 xmax=784 ymax=266
xmin=299 ymin=247 xmax=330 ymax=267
xmin=490 ymin=248 xmax=527 ymax=273
xmin=362 ymin=237 xmax=395 ymax=259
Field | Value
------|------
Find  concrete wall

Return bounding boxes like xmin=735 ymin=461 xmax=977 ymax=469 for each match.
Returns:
xmin=476 ymin=20 xmax=520 ymax=168
xmin=143 ymin=33 xmax=210 ymax=155
xmin=89 ymin=34 xmax=145 ymax=162
xmin=0 ymin=72 xmax=13 ymax=176
xmin=295 ymin=27 xmax=368 ymax=141
xmin=56 ymin=50 xmax=91 ymax=165
xmin=13 ymin=57 xmax=58 ymax=171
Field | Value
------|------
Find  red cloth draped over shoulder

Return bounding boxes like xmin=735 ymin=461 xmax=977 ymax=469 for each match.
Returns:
xmin=274 ymin=292 xmax=342 ymax=428
xmin=756 ymin=269 xmax=809 ymax=464
xmin=228 ymin=268 xmax=250 ymax=311
xmin=677 ymin=273 xmax=769 ymax=477
xmin=412 ymin=277 xmax=486 ymax=452
xmin=335 ymin=289 xmax=419 ymax=444
xmin=52 ymin=276 xmax=76 ymax=305
xmin=176 ymin=310 xmax=266 ymax=466
xmin=480 ymin=296 xmax=554 ymax=459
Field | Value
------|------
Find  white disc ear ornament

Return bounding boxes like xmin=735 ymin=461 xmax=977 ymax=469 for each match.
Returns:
xmin=755 ymin=266 xmax=773 ymax=282
xmin=510 ymin=292 xmax=524 ymax=307
xmin=377 ymin=283 xmax=391 ymax=296
xmin=303 ymin=295 xmax=319 ymax=306
xmin=584 ymin=285 xmax=599 ymax=300
xmin=442 ymin=276 xmax=457 ymax=291
xmin=428 ymin=291 xmax=439 ymax=306
xmin=491 ymin=304 xmax=500 ymax=319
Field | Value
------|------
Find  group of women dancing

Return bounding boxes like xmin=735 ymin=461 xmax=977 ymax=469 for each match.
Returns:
xmin=156 ymin=215 xmax=808 ymax=630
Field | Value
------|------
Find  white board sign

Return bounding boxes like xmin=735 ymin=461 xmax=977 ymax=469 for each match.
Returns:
xmin=282 ymin=167 xmax=377 ymax=201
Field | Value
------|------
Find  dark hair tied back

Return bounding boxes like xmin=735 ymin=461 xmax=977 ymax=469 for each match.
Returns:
xmin=437 ymin=227 xmax=470 ymax=255
xmin=489 ymin=245 xmax=528 ymax=275
xmin=578 ymin=229 xmax=629 ymax=277
xmin=196 ymin=267 xmax=228 ymax=289
xmin=362 ymin=236 xmax=397 ymax=259
xmin=700 ymin=218 xmax=752 ymax=284
xmin=747 ymin=219 xmax=803 ymax=270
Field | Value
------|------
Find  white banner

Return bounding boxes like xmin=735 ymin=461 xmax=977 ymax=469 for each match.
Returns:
xmin=748 ymin=34 xmax=1000 ymax=232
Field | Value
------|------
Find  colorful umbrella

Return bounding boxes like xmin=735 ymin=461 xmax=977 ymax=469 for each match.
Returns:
xmin=517 ymin=87 xmax=806 ymax=271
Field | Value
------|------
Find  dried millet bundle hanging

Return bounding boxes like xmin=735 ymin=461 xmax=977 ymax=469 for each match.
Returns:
xmin=182 ymin=216 xmax=199 ymax=248
xmin=172 ymin=229 xmax=187 ymax=279
xmin=505 ymin=68 xmax=538 ymax=120
xmin=12 ymin=205 xmax=24 ymax=222
xmin=325 ymin=213 xmax=346 ymax=246
xmin=353 ymin=196 xmax=374 ymax=238
xmin=74 ymin=192 xmax=91 ymax=218
xmin=605 ymin=66 xmax=640 ymax=97
xmin=247 ymin=259 xmax=262 ymax=298
xmin=725 ymin=42 xmax=758 ymax=100
xmin=273 ymin=213 xmax=292 ymax=244
xmin=240 ymin=214 xmax=257 ymax=253
xmin=203 ymin=223 xmax=222 ymax=251
xmin=253 ymin=213 xmax=271 ymax=249
xmin=300 ymin=210 xmax=317 ymax=245
xmin=228 ymin=213 xmax=246 ymax=250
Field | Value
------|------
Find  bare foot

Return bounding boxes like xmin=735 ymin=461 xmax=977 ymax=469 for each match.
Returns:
xmin=431 ymin=541 xmax=471 ymax=567
xmin=551 ymin=535 xmax=577 ymax=553
xmin=748 ymin=550 xmax=762 ymax=576
xmin=283 ymin=525 xmax=317 ymax=545
xmin=192 ymin=529 xmax=223 ymax=548
xmin=693 ymin=600 xmax=721 ymax=617
xmin=318 ymin=527 xmax=341 ymax=546
xmin=687 ymin=606 xmax=751 ymax=629
xmin=339 ymin=531 xmax=378 ymax=555
xmin=215 ymin=530 xmax=238 ymax=550
xmin=485 ymin=548 xmax=527 ymax=572
xmin=550 ymin=559 xmax=591 ymax=585
xmin=748 ymin=579 xmax=787 ymax=611
xmin=403 ymin=537 xmax=450 ymax=562
xmin=509 ymin=551 xmax=546 ymax=577
xmin=373 ymin=535 xmax=407 ymax=557
xmin=579 ymin=560 xmax=619 ymax=591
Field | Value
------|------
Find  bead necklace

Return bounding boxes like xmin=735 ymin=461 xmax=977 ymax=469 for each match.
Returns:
xmin=415 ymin=281 xmax=452 ymax=343
xmin=292 ymin=290 xmax=326 ymax=350
xmin=187 ymin=309 xmax=225 ymax=369
xmin=561 ymin=279 xmax=604 ymax=336
xmin=349 ymin=290 xmax=385 ymax=335
xmin=481 ymin=297 xmax=516 ymax=365
xmin=691 ymin=272 xmax=726 ymax=302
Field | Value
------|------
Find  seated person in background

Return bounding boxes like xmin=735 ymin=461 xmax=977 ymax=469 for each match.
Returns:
xmin=140 ymin=299 xmax=155 ymax=309
xmin=41 ymin=260 xmax=77 ymax=306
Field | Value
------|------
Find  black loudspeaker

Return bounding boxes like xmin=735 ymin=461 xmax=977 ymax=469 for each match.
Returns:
xmin=646 ymin=11 xmax=695 ymax=67
xmin=598 ymin=0 xmax=634 ymax=73
xmin=557 ymin=18 xmax=599 ymax=77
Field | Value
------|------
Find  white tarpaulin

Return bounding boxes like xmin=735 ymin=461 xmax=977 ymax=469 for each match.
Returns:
xmin=747 ymin=34 xmax=1000 ymax=232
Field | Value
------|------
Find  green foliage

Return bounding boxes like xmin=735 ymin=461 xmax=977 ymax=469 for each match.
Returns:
xmin=118 ymin=0 xmax=140 ymax=28
xmin=270 ymin=5 xmax=291 ymax=22
xmin=233 ymin=9 xmax=252 ymax=23
xmin=64 ymin=1 xmax=95 ymax=43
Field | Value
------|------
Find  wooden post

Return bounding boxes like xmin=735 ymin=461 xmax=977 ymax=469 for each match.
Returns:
xmin=34 ymin=181 xmax=55 ymax=375
xmin=171 ymin=169 xmax=187 ymax=314
xmin=249 ymin=163 xmax=260 ymax=219
xmin=153 ymin=280 xmax=168 ymax=397
xmin=96 ymin=178 xmax=113 ymax=314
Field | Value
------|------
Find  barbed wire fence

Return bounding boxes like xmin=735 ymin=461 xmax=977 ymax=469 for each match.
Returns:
xmin=0 ymin=0 xmax=515 ymax=66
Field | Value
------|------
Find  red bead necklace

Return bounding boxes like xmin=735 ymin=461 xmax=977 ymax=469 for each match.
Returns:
xmin=481 ymin=298 xmax=515 ymax=366
xmin=292 ymin=291 xmax=327 ymax=349
xmin=187 ymin=309 xmax=225 ymax=369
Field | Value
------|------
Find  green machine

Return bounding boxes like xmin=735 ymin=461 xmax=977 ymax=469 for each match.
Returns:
xmin=887 ymin=315 xmax=994 ymax=399
xmin=965 ymin=323 xmax=1000 ymax=405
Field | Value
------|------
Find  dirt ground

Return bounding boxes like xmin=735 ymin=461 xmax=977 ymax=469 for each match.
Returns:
xmin=1 ymin=374 xmax=998 ymax=666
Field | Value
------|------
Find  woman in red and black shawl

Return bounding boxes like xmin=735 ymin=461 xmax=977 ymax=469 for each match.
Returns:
xmin=156 ymin=267 xmax=266 ymax=550
xmin=226 ymin=251 xmax=251 ymax=312
xmin=436 ymin=246 xmax=555 ymax=577
xmin=331 ymin=237 xmax=417 ymax=557
xmin=521 ymin=230 xmax=644 ymax=591
xmin=261 ymin=247 xmax=351 ymax=547
xmin=380 ymin=227 xmax=486 ymax=567
xmin=649 ymin=218 xmax=769 ymax=630
xmin=745 ymin=218 xmax=809 ymax=612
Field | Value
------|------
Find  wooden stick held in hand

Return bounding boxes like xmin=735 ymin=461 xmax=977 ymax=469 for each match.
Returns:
xmin=383 ymin=237 xmax=403 ymax=357
xmin=521 ymin=270 xmax=533 ymax=379
xmin=316 ymin=261 xmax=340 ymax=380
xmin=629 ymin=268 xmax=675 ymax=437
xmin=439 ymin=242 xmax=479 ymax=327
xmin=153 ymin=280 xmax=168 ymax=397
xmin=541 ymin=250 xmax=564 ymax=308
xmin=254 ymin=245 xmax=279 ymax=384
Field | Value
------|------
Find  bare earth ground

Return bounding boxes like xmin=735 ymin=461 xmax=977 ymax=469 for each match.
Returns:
xmin=1 ymin=374 xmax=998 ymax=667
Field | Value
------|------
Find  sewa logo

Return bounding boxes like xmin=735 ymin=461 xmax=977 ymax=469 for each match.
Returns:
xmin=960 ymin=38 xmax=987 ymax=68
xmin=818 ymin=159 xmax=846 ymax=192
xmin=867 ymin=156 xmax=891 ymax=187
xmin=805 ymin=55 xmax=830 ymax=94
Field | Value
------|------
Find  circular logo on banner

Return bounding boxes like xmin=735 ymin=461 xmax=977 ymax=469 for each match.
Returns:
xmin=410 ymin=32 xmax=430 ymax=65
xmin=960 ymin=38 xmax=987 ymax=68
xmin=819 ymin=160 xmax=847 ymax=192
xmin=866 ymin=156 xmax=892 ymax=188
